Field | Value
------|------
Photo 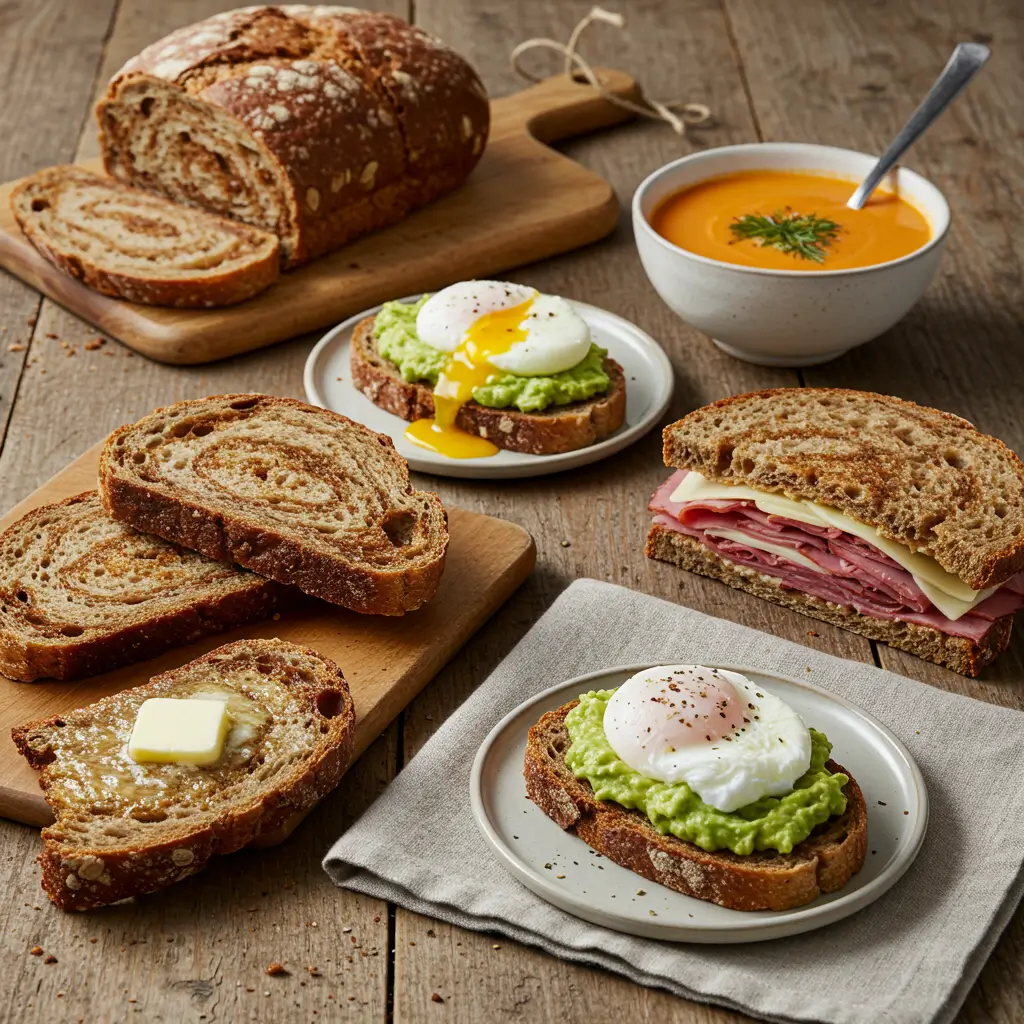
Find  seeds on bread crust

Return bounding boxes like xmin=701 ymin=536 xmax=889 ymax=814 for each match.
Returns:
xmin=98 ymin=394 xmax=448 ymax=615
xmin=12 ymin=638 xmax=355 ymax=911
xmin=0 ymin=491 xmax=291 ymax=682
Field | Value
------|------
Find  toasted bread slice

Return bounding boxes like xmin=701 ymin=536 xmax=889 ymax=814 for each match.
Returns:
xmin=661 ymin=388 xmax=1024 ymax=590
xmin=98 ymin=394 xmax=448 ymax=615
xmin=0 ymin=491 xmax=291 ymax=682
xmin=646 ymin=525 xmax=1012 ymax=677
xmin=350 ymin=316 xmax=627 ymax=456
xmin=525 ymin=700 xmax=867 ymax=912
xmin=13 ymin=638 xmax=355 ymax=911
xmin=10 ymin=166 xmax=280 ymax=307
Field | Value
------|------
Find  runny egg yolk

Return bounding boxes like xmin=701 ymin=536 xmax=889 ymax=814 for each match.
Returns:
xmin=404 ymin=295 xmax=535 ymax=459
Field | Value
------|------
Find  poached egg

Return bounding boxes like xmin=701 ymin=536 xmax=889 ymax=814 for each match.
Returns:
xmin=602 ymin=665 xmax=812 ymax=812
xmin=405 ymin=280 xmax=591 ymax=459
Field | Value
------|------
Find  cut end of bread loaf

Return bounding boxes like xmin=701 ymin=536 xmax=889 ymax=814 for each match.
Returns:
xmin=0 ymin=491 xmax=291 ymax=682
xmin=524 ymin=700 xmax=867 ymax=912
xmin=350 ymin=316 xmax=628 ymax=456
xmin=97 ymin=6 xmax=490 ymax=266
xmin=646 ymin=524 xmax=1014 ymax=677
xmin=10 ymin=166 xmax=280 ymax=307
xmin=98 ymin=394 xmax=448 ymax=614
xmin=12 ymin=638 xmax=355 ymax=911
xmin=662 ymin=388 xmax=1024 ymax=590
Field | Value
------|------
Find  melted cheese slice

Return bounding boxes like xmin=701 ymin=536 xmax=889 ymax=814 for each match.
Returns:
xmin=670 ymin=473 xmax=995 ymax=620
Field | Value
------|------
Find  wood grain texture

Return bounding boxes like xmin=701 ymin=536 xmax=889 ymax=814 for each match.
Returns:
xmin=0 ymin=70 xmax=641 ymax=363
xmin=723 ymin=1 xmax=1024 ymax=1021
xmin=0 ymin=0 xmax=1020 ymax=1022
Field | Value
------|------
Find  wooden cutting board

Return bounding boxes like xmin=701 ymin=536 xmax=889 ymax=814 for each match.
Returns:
xmin=0 ymin=69 xmax=639 ymax=366
xmin=0 ymin=445 xmax=535 ymax=827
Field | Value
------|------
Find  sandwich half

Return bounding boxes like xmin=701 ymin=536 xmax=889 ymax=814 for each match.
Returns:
xmin=646 ymin=389 xmax=1024 ymax=676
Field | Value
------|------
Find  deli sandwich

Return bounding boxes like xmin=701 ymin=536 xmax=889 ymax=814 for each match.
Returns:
xmin=647 ymin=389 xmax=1024 ymax=676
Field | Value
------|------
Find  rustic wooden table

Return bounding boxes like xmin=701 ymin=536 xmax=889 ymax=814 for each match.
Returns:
xmin=1 ymin=1 xmax=1021 ymax=1021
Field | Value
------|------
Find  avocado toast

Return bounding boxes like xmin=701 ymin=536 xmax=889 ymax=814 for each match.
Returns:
xmin=525 ymin=669 xmax=868 ymax=912
xmin=350 ymin=294 xmax=627 ymax=456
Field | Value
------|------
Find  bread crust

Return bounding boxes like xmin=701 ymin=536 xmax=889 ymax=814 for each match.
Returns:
xmin=350 ymin=316 xmax=627 ymax=456
xmin=0 ymin=491 xmax=293 ymax=682
xmin=98 ymin=394 xmax=448 ymax=615
xmin=661 ymin=388 xmax=1024 ymax=590
xmin=10 ymin=166 xmax=280 ymax=308
xmin=524 ymin=700 xmax=867 ymax=912
xmin=96 ymin=6 xmax=489 ymax=267
xmin=12 ymin=639 xmax=355 ymax=912
xmin=646 ymin=524 xmax=1014 ymax=677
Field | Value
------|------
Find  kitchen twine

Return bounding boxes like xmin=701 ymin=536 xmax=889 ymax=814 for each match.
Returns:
xmin=510 ymin=6 xmax=712 ymax=137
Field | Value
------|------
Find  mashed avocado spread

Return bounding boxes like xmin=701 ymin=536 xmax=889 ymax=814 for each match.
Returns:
xmin=372 ymin=296 xmax=611 ymax=414
xmin=565 ymin=689 xmax=849 ymax=855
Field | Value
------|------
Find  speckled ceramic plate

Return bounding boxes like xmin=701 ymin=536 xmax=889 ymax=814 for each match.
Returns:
xmin=303 ymin=295 xmax=674 ymax=479
xmin=470 ymin=663 xmax=928 ymax=943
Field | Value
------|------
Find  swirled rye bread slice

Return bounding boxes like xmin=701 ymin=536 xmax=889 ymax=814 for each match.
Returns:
xmin=13 ymin=639 xmax=355 ymax=911
xmin=10 ymin=166 xmax=279 ymax=307
xmin=647 ymin=389 xmax=1024 ymax=676
xmin=99 ymin=394 xmax=448 ymax=614
xmin=350 ymin=316 xmax=627 ymax=456
xmin=0 ymin=491 xmax=290 ymax=682
xmin=525 ymin=701 xmax=868 ymax=912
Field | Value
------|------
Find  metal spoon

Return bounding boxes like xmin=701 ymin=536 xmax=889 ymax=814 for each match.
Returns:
xmin=847 ymin=42 xmax=990 ymax=210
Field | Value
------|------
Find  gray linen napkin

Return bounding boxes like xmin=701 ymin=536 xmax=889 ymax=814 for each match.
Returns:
xmin=324 ymin=579 xmax=1024 ymax=1024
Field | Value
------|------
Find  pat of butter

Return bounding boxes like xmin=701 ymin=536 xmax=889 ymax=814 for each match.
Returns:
xmin=128 ymin=697 xmax=230 ymax=766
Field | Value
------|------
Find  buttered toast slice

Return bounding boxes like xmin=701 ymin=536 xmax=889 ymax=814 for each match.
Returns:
xmin=99 ymin=394 xmax=448 ymax=615
xmin=0 ymin=491 xmax=290 ymax=682
xmin=350 ymin=317 xmax=628 ymax=456
xmin=11 ymin=166 xmax=280 ymax=308
xmin=525 ymin=701 xmax=867 ymax=912
xmin=13 ymin=639 xmax=355 ymax=911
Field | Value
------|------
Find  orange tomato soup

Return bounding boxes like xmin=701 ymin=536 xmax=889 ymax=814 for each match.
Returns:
xmin=650 ymin=170 xmax=932 ymax=271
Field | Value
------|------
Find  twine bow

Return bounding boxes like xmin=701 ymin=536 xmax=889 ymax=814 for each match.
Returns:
xmin=510 ymin=6 xmax=712 ymax=137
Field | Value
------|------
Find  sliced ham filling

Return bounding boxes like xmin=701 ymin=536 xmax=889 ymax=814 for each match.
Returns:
xmin=651 ymin=470 xmax=1024 ymax=643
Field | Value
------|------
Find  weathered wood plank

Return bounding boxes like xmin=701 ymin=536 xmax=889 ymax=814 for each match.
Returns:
xmin=723 ymin=1 xmax=1024 ymax=1021
xmin=0 ymin=0 xmax=119 ymax=471
xmin=391 ymin=1 xmax=875 ymax=1021
xmin=0 ymin=3 xmax=406 ymax=1023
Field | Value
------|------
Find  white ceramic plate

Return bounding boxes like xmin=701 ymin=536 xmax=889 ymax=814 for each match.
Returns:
xmin=470 ymin=663 xmax=928 ymax=943
xmin=303 ymin=296 xmax=674 ymax=479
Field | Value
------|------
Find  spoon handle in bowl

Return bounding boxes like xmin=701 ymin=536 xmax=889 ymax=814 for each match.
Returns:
xmin=847 ymin=42 xmax=990 ymax=211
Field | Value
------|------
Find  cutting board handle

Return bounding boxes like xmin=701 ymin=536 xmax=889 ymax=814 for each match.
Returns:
xmin=498 ymin=67 xmax=641 ymax=144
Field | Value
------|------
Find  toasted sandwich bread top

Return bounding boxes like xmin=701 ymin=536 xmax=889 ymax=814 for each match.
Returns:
xmin=662 ymin=388 xmax=1024 ymax=590
xmin=98 ymin=394 xmax=448 ymax=615
xmin=13 ymin=638 xmax=355 ymax=911
xmin=0 ymin=491 xmax=290 ymax=681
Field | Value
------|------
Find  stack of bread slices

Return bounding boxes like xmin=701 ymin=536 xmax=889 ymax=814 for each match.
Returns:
xmin=5 ymin=394 xmax=448 ymax=910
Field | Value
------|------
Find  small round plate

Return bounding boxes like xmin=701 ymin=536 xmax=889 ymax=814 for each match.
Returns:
xmin=303 ymin=296 xmax=674 ymax=479
xmin=470 ymin=664 xmax=928 ymax=944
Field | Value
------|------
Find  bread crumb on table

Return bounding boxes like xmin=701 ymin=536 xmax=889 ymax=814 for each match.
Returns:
xmin=266 ymin=962 xmax=288 ymax=976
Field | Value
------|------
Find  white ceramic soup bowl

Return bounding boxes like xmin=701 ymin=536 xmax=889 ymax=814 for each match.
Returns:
xmin=632 ymin=142 xmax=950 ymax=366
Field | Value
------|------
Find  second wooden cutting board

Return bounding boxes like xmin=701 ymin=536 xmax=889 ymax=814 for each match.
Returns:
xmin=0 ymin=444 xmax=536 ymax=827
xmin=0 ymin=70 xmax=640 ymax=365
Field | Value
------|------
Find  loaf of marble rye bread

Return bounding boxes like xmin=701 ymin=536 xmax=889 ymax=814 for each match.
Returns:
xmin=10 ymin=7 xmax=490 ymax=306
xmin=97 ymin=5 xmax=490 ymax=269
